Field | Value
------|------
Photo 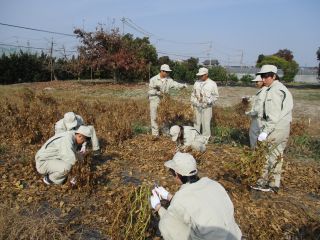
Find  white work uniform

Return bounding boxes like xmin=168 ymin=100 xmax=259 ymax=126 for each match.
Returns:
xmin=148 ymin=74 xmax=186 ymax=136
xmin=158 ymin=177 xmax=242 ymax=240
xmin=258 ymin=80 xmax=293 ymax=188
xmin=177 ymin=126 xmax=207 ymax=152
xmin=55 ymin=115 xmax=100 ymax=151
xmin=191 ymin=78 xmax=219 ymax=140
xmin=246 ymin=86 xmax=267 ymax=148
xmin=35 ymin=132 xmax=78 ymax=184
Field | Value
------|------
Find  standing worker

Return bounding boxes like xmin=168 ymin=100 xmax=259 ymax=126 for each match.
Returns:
xmin=169 ymin=125 xmax=207 ymax=152
xmin=148 ymin=64 xmax=187 ymax=137
xmin=35 ymin=126 xmax=92 ymax=185
xmin=191 ymin=67 xmax=219 ymax=142
xmin=55 ymin=112 xmax=100 ymax=154
xmin=252 ymin=65 xmax=293 ymax=192
xmin=150 ymin=152 xmax=242 ymax=240
xmin=245 ymin=75 xmax=268 ymax=148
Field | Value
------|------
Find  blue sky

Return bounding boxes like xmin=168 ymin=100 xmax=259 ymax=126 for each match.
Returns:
xmin=1 ymin=0 xmax=319 ymax=66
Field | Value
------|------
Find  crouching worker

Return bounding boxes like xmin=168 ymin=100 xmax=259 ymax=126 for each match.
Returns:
xmin=150 ymin=152 xmax=242 ymax=240
xmin=169 ymin=125 xmax=206 ymax=152
xmin=35 ymin=126 xmax=92 ymax=185
xmin=55 ymin=112 xmax=100 ymax=154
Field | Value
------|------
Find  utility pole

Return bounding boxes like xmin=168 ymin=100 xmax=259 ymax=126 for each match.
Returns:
xmin=121 ymin=17 xmax=125 ymax=35
xmin=50 ymin=38 xmax=53 ymax=81
xmin=240 ymin=50 xmax=244 ymax=73
xmin=209 ymin=41 xmax=212 ymax=67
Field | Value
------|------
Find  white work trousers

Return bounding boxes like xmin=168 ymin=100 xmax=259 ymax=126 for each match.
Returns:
xmin=249 ymin=117 xmax=261 ymax=149
xmin=149 ymin=97 xmax=160 ymax=136
xmin=87 ymin=125 xmax=100 ymax=151
xmin=258 ymin=126 xmax=290 ymax=188
xmin=36 ymin=159 xmax=72 ymax=184
xmin=194 ymin=106 xmax=212 ymax=140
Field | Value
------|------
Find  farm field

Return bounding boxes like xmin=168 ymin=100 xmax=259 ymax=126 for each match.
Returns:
xmin=0 ymin=80 xmax=319 ymax=240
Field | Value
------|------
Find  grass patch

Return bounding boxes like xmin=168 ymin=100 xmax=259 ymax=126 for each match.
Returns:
xmin=212 ymin=126 xmax=249 ymax=146
xmin=132 ymin=122 xmax=150 ymax=135
xmin=288 ymin=134 xmax=320 ymax=161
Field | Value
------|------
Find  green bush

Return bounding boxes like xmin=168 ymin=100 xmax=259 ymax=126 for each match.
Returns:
xmin=240 ymin=74 xmax=254 ymax=84
xmin=256 ymin=55 xmax=299 ymax=82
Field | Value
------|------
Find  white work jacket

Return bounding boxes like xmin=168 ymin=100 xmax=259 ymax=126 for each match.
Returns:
xmin=35 ymin=132 xmax=78 ymax=166
xmin=261 ymin=80 xmax=293 ymax=134
xmin=148 ymin=74 xmax=185 ymax=100
xmin=158 ymin=177 xmax=242 ymax=240
xmin=246 ymin=86 xmax=268 ymax=118
xmin=191 ymin=78 xmax=219 ymax=108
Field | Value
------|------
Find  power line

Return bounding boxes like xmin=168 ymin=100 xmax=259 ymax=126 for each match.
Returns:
xmin=122 ymin=18 xmax=211 ymax=45
xmin=0 ymin=22 xmax=76 ymax=37
xmin=0 ymin=42 xmax=77 ymax=53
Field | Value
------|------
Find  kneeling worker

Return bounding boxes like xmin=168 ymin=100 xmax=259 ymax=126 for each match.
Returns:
xmin=35 ymin=126 xmax=92 ymax=185
xmin=150 ymin=152 xmax=242 ymax=240
xmin=169 ymin=125 xmax=207 ymax=152
xmin=55 ymin=112 xmax=100 ymax=154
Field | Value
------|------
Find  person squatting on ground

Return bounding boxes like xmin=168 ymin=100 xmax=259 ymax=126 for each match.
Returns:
xmin=55 ymin=112 xmax=100 ymax=153
xmin=245 ymin=75 xmax=268 ymax=148
xmin=148 ymin=64 xmax=187 ymax=137
xmin=252 ymin=65 xmax=293 ymax=192
xmin=150 ymin=152 xmax=242 ymax=240
xmin=169 ymin=125 xmax=207 ymax=152
xmin=35 ymin=126 xmax=92 ymax=185
xmin=191 ymin=67 xmax=219 ymax=142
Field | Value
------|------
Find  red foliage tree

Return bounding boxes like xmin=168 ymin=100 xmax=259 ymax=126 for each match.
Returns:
xmin=74 ymin=26 xmax=147 ymax=81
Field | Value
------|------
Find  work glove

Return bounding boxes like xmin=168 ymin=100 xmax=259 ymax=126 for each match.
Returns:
xmin=80 ymin=144 xmax=86 ymax=154
xmin=258 ymin=132 xmax=268 ymax=142
xmin=150 ymin=190 xmax=161 ymax=210
xmin=154 ymin=186 xmax=170 ymax=200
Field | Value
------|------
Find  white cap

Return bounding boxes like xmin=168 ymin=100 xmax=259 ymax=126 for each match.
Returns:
xmin=251 ymin=75 xmax=262 ymax=82
xmin=160 ymin=64 xmax=172 ymax=72
xmin=257 ymin=64 xmax=277 ymax=74
xmin=63 ymin=112 xmax=78 ymax=130
xmin=196 ymin=67 xmax=208 ymax=76
xmin=164 ymin=152 xmax=198 ymax=176
xmin=75 ymin=126 xmax=92 ymax=138
xmin=169 ymin=125 xmax=181 ymax=141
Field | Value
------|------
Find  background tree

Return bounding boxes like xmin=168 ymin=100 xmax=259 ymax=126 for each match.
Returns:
xmin=256 ymin=50 xmax=299 ymax=82
xmin=74 ymin=26 xmax=148 ymax=82
xmin=0 ymin=51 xmax=50 ymax=84
xmin=274 ymin=49 xmax=294 ymax=62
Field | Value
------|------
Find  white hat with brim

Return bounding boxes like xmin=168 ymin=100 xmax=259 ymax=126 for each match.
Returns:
xmin=196 ymin=67 xmax=208 ymax=76
xmin=169 ymin=125 xmax=180 ymax=141
xmin=164 ymin=152 xmax=198 ymax=176
xmin=63 ymin=112 xmax=78 ymax=130
xmin=75 ymin=126 xmax=92 ymax=138
xmin=160 ymin=64 xmax=172 ymax=72
xmin=251 ymin=75 xmax=262 ymax=82
xmin=256 ymin=64 xmax=277 ymax=75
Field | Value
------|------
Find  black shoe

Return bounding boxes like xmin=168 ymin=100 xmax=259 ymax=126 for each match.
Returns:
xmin=43 ymin=175 xmax=53 ymax=185
xmin=93 ymin=149 xmax=101 ymax=156
xmin=270 ymin=186 xmax=280 ymax=193
xmin=250 ymin=184 xmax=272 ymax=192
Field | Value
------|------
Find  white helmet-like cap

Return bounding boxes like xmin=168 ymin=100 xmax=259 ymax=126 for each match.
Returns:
xmin=63 ymin=112 xmax=78 ymax=130
xmin=75 ymin=126 xmax=92 ymax=138
xmin=257 ymin=64 xmax=277 ymax=74
xmin=164 ymin=152 xmax=198 ymax=176
xmin=251 ymin=75 xmax=262 ymax=82
xmin=160 ymin=64 xmax=172 ymax=72
xmin=196 ymin=67 xmax=209 ymax=76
